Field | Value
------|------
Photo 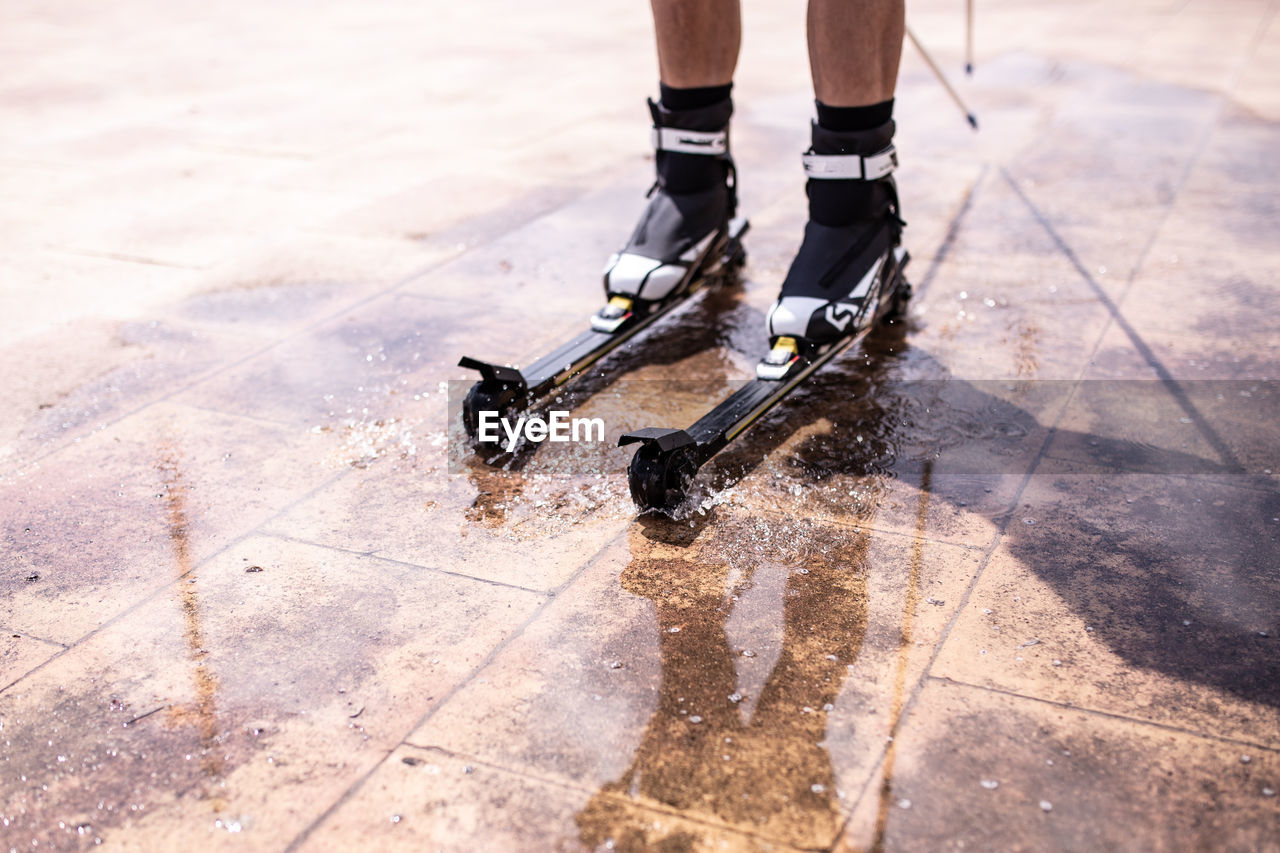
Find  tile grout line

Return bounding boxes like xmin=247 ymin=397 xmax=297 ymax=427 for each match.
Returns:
xmin=0 ymin=628 xmax=67 ymax=649
xmin=0 ymin=464 xmax=356 ymax=696
xmin=398 ymin=744 xmax=817 ymax=852
xmin=754 ymin=505 xmax=998 ymax=554
xmin=1005 ymin=0 xmax=1278 ymax=480
xmin=256 ymin=531 xmax=553 ymax=597
xmin=931 ymin=675 xmax=1280 ymax=754
xmin=281 ymin=525 xmax=632 ymax=852
xmin=1001 ymin=168 xmax=1246 ymax=472
xmin=174 ymin=401 xmax=304 ymax=430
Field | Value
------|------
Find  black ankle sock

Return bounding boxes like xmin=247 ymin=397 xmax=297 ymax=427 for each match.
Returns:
xmin=654 ymin=84 xmax=733 ymax=195
xmin=659 ymin=82 xmax=733 ymax=112
xmin=815 ymin=98 xmax=894 ymax=132
xmin=808 ymin=100 xmax=896 ymax=228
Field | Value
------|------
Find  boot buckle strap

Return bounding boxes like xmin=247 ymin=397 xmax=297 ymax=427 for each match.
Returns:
xmin=651 ymin=127 xmax=729 ymax=156
xmin=802 ymin=145 xmax=897 ymax=180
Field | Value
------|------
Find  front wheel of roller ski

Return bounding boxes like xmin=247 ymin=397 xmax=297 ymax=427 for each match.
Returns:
xmin=457 ymin=357 xmax=528 ymax=446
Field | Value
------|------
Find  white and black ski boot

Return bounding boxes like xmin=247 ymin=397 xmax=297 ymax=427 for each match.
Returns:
xmin=594 ymin=96 xmax=745 ymax=333
xmin=760 ymin=119 xmax=905 ymax=376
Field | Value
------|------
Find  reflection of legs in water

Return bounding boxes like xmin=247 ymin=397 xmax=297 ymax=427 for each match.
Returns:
xmin=747 ymin=547 xmax=870 ymax=835
xmin=575 ymin=524 xmax=870 ymax=849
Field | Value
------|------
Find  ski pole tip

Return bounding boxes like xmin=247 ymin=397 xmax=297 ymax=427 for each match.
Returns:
xmin=965 ymin=63 xmax=974 ymax=75
xmin=967 ymin=113 xmax=979 ymax=131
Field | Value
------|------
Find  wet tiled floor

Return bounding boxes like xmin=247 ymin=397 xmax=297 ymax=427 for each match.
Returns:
xmin=2 ymin=0 xmax=1278 ymax=850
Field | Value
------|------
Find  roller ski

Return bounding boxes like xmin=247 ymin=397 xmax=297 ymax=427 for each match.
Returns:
xmin=621 ymin=118 xmax=910 ymax=511
xmin=459 ymin=94 xmax=748 ymax=443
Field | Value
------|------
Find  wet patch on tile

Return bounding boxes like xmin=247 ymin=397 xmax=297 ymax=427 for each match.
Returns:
xmin=688 ymin=327 xmax=1064 ymax=545
xmin=406 ymin=505 xmax=982 ymax=850
xmin=301 ymin=745 xmax=806 ymax=853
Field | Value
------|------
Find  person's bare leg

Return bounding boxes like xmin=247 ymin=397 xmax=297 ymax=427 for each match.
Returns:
xmin=760 ymin=0 xmax=907 ymax=356
xmin=807 ymin=0 xmax=904 ymax=106
xmin=598 ymin=1 xmax=742 ymax=316
xmin=651 ymin=0 xmax=741 ymax=88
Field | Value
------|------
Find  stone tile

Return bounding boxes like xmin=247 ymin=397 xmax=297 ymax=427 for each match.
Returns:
xmin=0 ymin=403 xmax=335 ymax=643
xmin=0 ymin=248 xmax=201 ymax=343
xmin=176 ymin=292 xmax=582 ymax=428
xmin=0 ymin=536 xmax=543 ymax=851
xmin=836 ymin=680 xmax=1280 ymax=852
xmin=301 ymin=746 xmax=805 ymax=853
xmin=49 ymin=184 xmax=360 ymax=271
xmin=406 ymin=507 xmax=984 ymax=850
xmin=1042 ymin=376 xmax=1278 ymax=480
xmin=931 ymin=474 xmax=1280 ymax=746
xmin=1183 ymin=109 xmax=1280 ymax=193
xmin=0 ymin=315 xmax=261 ymax=468
xmin=399 ymin=179 xmax=647 ymax=319
xmin=264 ymin=452 xmax=633 ymax=593
xmin=0 ymin=630 xmax=63 ymax=689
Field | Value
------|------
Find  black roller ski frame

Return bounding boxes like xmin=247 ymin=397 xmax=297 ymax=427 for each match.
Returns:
xmin=458 ymin=217 xmax=749 ymax=442
xmin=620 ymin=246 xmax=910 ymax=512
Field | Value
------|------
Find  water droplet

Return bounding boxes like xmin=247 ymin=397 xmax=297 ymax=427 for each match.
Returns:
xmin=1040 ymin=800 xmax=1053 ymax=812
xmin=1263 ymin=788 xmax=1275 ymax=797
xmin=688 ymin=715 xmax=703 ymax=724
xmin=390 ymin=814 xmax=402 ymax=824
xmin=1240 ymin=755 xmax=1251 ymax=764
xmin=981 ymin=779 xmax=999 ymax=790
xmin=741 ymin=649 xmax=756 ymax=657
xmin=728 ymin=693 xmax=743 ymax=703
xmin=897 ymin=798 xmax=912 ymax=809
xmin=667 ymin=626 xmax=681 ymax=633
xmin=1023 ymin=517 xmax=1036 ymax=525
xmin=811 ymin=783 xmax=826 ymax=794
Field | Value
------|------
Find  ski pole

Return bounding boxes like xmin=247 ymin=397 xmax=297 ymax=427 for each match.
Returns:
xmin=966 ymin=0 xmax=974 ymax=74
xmin=906 ymin=25 xmax=978 ymax=130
